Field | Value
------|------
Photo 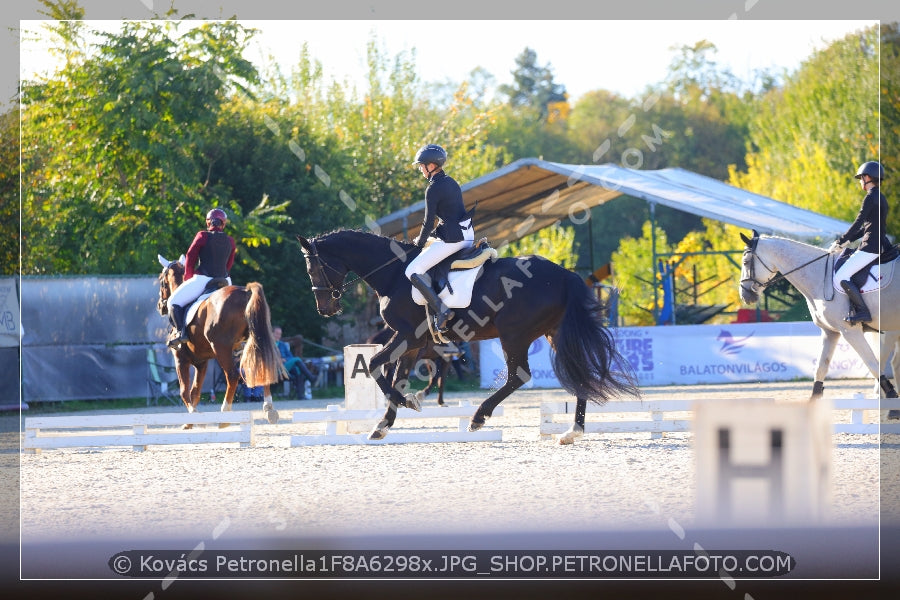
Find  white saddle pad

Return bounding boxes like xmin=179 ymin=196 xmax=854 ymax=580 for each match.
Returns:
xmin=833 ymin=260 xmax=896 ymax=294
xmin=411 ymin=267 xmax=484 ymax=309
xmin=185 ymin=291 xmax=214 ymax=325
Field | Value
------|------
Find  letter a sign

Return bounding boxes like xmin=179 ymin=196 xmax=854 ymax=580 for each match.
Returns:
xmin=350 ymin=353 xmax=371 ymax=379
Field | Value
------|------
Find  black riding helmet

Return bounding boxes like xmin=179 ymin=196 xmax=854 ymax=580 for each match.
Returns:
xmin=855 ymin=161 xmax=884 ymax=181
xmin=412 ymin=144 xmax=447 ymax=167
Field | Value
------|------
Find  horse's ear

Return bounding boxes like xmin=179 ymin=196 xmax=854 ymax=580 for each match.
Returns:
xmin=296 ymin=235 xmax=312 ymax=254
xmin=752 ymin=229 xmax=759 ymax=239
xmin=740 ymin=232 xmax=751 ymax=245
xmin=157 ymin=254 xmax=169 ymax=268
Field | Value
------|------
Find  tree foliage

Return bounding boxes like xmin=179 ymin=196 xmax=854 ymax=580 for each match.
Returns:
xmin=21 ymin=18 xmax=272 ymax=274
xmin=498 ymin=47 xmax=567 ymax=121
xmin=497 ymin=223 xmax=578 ymax=269
xmin=729 ymin=25 xmax=880 ymax=234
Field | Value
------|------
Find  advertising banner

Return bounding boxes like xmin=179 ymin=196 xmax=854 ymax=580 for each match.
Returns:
xmin=479 ymin=322 xmax=871 ymax=388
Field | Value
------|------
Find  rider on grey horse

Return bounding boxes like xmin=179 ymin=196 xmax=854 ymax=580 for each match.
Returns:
xmin=830 ymin=161 xmax=890 ymax=325
xmin=404 ymin=144 xmax=475 ymax=332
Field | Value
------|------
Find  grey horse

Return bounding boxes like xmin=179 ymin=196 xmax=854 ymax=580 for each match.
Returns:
xmin=739 ymin=230 xmax=899 ymax=419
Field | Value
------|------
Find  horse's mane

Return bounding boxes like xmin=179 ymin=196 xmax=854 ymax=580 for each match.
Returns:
xmin=760 ymin=234 xmax=827 ymax=253
xmin=315 ymin=228 xmax=418 ymax=252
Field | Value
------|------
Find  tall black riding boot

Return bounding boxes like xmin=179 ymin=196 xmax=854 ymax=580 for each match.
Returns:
xmin=410 ymin=273 xmax=455 ymax=332
xmin=840 ymin=280 xmax=871 ymax=324
xmin=167 ymin=304 xmax=189 ymax=348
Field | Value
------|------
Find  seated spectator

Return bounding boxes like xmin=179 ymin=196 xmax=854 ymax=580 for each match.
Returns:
xmin=273 ymin=325 xmax=315 ymax=400
xmin=241 ymin=368 xmax=264 ymax=403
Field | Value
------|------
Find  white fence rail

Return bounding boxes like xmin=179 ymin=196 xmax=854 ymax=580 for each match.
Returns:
xmin=24 ymin=411 xmax=253 ymax=452
xmin=540 ymin=397 xmax=900 ymax=439
xmin=290 ymin=400 xmax=502 ymax=446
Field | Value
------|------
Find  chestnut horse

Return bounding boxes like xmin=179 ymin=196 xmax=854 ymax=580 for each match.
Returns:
xmin=156 ymin=255 xmax=284 ymax=424
xmin=298 ymin=229 xmax=639 ymax=444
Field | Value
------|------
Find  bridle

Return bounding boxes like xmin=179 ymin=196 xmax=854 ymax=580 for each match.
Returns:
xmin=741 ymin=239 xmax=829 ymax=292
xmin=301 ymin=237 xmax=409 ymax=300
xmin=303 ymin=240 xmax=346 ymax=300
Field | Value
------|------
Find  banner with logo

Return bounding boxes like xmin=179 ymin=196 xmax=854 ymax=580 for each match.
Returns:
xmin=479 ymin=322 xmax=872 ymax=388
xmin=0 ymin=277 xmax=20 ymax=348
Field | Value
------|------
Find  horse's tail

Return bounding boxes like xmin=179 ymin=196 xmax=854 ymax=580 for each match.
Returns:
xmin=550 ymin=273 xmax=640 ymax=404
xmin=239 ymin=282 xmax=287 ymax=387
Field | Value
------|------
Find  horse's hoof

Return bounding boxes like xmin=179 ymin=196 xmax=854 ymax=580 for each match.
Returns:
xmin=809 ymin=381 xmax=825 ymax=402
xmin=889 ymin=410 xmax=900 ymax=421
xmin=181 ymin=423 xmax=193 ymax=430
xmin=219 ymin=422 xmax=232 ymax=429
xmin=468 ymin=419 xmax=485 ymax=432
xmin=368 ymin=427 xmax=387 ymax=440
xmin=403 ymin=393 xmax=422 ymax=412
xmin=265 ymin=408 xmax=279 ymax=424
xmin=415 ymin=390 xmax=426 ymax=403
xmin=559 ymin=426 xmax=584 ymax=445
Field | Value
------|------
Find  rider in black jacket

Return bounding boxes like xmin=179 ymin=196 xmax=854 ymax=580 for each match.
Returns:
xmin=404 ymin=144 xmax=475 ymax=331
xmin=830 ymin=161 xmax=890 ymax=324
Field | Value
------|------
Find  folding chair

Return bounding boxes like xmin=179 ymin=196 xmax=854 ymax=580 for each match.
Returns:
xmin=147 ymin=347 xmax=180 ymax=406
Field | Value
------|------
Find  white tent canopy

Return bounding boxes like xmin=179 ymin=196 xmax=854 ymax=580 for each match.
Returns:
xmin=375 ymin=158 xmax=850 ymax=245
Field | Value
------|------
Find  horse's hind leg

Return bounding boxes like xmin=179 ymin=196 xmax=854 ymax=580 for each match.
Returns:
xmin=469 ymin=348 xmax=530 ymax=432
xmin=559 ymin=397 xmax=587 ymax=445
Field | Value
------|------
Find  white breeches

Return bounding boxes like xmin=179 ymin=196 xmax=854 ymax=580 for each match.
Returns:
xmin=167 ymin=275 xmax=231 ymax=309
xmin=834 ymin=250 xmax=878 ymax=286
xmin=405 ymin=236 xmax=474 ymax=279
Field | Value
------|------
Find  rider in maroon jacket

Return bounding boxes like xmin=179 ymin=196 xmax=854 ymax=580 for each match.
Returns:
xmin=166 ymin=208 xmax=236 ymax=347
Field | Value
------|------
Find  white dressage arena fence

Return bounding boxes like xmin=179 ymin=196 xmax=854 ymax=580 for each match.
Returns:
xmin=290 ymin=400 xmax=503 ymax=446
xmin=540 ymin=396 xmax=900 ymax=439
xmin=23 ymin=411 xmax=253 ymax=453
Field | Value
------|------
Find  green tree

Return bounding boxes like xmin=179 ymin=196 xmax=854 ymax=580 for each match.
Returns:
xmin=21 ymin=18 xmax=275 ymax=275
xmin=881 ymin=22 xmax=900 ymax=237
xmin=0 ymin=107 xmax=17 ymax=274
xmin=498 ymin=47 xmax=567 ymax=121
xmin=497 ymin=223 xmax=578 ymax=269
xmin=729 ymin=25 xmax=879 ymax=236
xmin=611 ymin=221 xmax=670 ymax=326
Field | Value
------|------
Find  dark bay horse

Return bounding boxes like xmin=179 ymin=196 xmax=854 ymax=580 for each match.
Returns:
xmin=157 ymin=255 xmax=284 ymax=424
xmin=298 ymin=230 xmax=639 ymax=444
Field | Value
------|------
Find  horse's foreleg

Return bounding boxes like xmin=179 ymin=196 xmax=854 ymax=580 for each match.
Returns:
xmin=559 ymin=397 xmax=587 ymax=445
xmin=811 ymin=330 xmax=841 ymax=401
xmin=370 ymin=337 xmax=424 ymax=412
xmin=175 ymin=362 xmax=194 ymax=415
xmin=890 ymin=336 xmax=900 ymax=420
xmin=192 ymin=363 xmax=208 ymax=410
xmin=369 ymin=401 xmax=398 ymax=441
